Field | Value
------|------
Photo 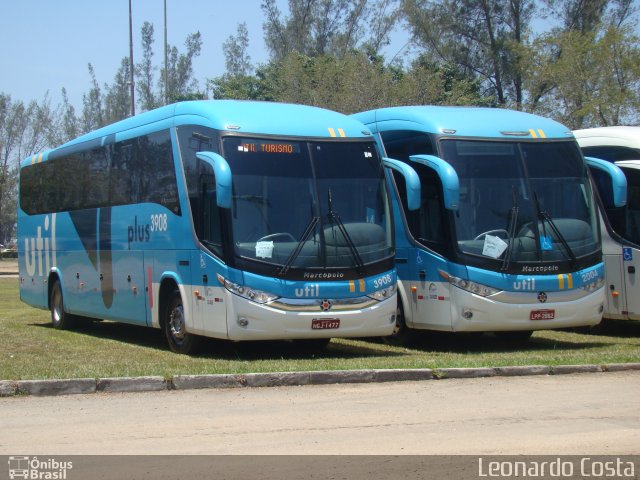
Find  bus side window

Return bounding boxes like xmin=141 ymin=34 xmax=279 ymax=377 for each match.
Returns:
xmin=110 ymin=131 xmax=181 ymax=214
xmin=177 ymin=126 xmax=223 ymax=256
xmin=582 ymin=145 xmax=640 ymax=162
xmin=620 ymin=167 xmax=640 ymax=245
xmin=111 ymin=141 xmax=136 ymax=206
xmin=381 ymin=131 xmax=435 ymax=162
xmin=383 ymin=131 xmax=447 ymax=255
xmin=137 ymin=131 xmax=180 ymax=214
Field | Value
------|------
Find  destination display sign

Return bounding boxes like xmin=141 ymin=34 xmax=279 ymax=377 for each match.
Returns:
xmin=238 ymin=141 xmax=301 ymax=154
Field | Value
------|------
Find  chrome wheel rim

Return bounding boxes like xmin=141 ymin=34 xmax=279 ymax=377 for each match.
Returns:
xmin=52 ymin=288 xmax=62 ymax=324
xmin=169 ymin=304 xmax=186 ymax=341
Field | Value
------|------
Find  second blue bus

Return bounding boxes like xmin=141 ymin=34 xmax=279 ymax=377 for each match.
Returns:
xmin=353 ymin=106 xmax=626 ymax=342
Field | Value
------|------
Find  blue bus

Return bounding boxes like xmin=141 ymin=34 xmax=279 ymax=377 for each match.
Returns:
xmin=18 ymin=100 xmax=399 ymax=353
xmin=352 ymin=106 xmax=626 ymax=342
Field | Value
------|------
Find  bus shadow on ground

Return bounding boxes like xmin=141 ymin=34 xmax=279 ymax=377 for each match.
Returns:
xmin=390 ymin=330 xmax=611 ymax=354
xmin=571 ymin=319 xmax=640 ymax=339
xmin=32 ymin=319 xmax=405 ymax=360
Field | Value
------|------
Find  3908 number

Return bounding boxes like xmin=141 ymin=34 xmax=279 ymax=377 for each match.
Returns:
xmin=150 ymin=213 xmax=168 ymax=232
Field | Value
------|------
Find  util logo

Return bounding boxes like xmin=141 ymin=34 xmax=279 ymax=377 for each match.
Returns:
xmin=24 ymin=214 xmax=57 ymax=277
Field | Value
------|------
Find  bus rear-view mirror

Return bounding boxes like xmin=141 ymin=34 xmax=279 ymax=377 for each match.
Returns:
xmin=196 ymin=151 xmax=232 ymax=209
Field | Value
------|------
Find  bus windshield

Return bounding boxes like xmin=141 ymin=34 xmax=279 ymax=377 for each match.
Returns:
xmin=439 ymin=139 xmax=599 ymax=266
xmin=221 ymin=136 xmax=393 ymax=272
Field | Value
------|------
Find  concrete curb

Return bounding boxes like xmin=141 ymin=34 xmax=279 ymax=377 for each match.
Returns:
xmin=97 ymin=376 xmax=168 ymax=393
xmin=1 ymin=363 xmax=639 ymax=398
xmin=16 ymin=378 xmax=96 ymax=396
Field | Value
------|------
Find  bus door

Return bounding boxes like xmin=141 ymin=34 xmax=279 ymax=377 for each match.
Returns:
xmin=408 ymin=249 xmax=453 ymax=330
xmin=385 ymin=155 xmax=454 ymax=330
xmin=587 ymin=157 xmax=631 ymax=319
xmin=620 ymin=243 xmax=640 ymax=319
xmin=600 ymin=232 xmax=626 ymax=319
xmin=189 ymin=251 xmax=227 ymax=337
xmin=187 ymin=151 xmax=230 ymax=337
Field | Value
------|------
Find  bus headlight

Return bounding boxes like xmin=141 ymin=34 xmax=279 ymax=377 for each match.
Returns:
xmin=367 ymin=283 xmax=397 ymax=301
xmin=582 ymin=276 xmax=605 ymax=292
xmin=439 ymin=270 xmax=501 ymax=297
xmin=218 ymin=275 xmax=280 ymax=304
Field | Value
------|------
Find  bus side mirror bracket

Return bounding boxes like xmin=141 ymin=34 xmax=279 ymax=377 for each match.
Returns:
xmin=409 ymin=154 xmax=460 ymax=210
xmin=383 ymin=158 xmax=421 ymax=211
xmin=196 ymin=151 xmax=232 ymax=209
xmin=585 ymin=156 xmax=627 ymax=208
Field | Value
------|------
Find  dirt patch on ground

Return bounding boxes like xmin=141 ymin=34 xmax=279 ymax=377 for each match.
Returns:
xmin=0 ymin=259 xmax=18 ymax=274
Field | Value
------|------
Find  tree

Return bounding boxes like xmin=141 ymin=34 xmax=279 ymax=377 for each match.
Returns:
xmin=223 ymin=22 xmax=253 ymax=77
xmin=136 ymin=21 xmax=158 ymax=111
xmin=403 ymin=0 xmax=535 ymax=108
xmin=57 ymin=88 xmax=79 ymax=144
xmin=261 ymin=0 xmax=400 ymax=61
xmin=527 ymin=25 xmax=640 ymax=128
xmin=0 ymin=94 xmax=55 ymax=243
xmin=81 ymin=63 xmax=104 ymax=132
xmin=161 ymin=32 xmax=204 ymax=103
xmin=526 ymin=0 xmax=640 ymax=127
xmin=104 ymin=58 xmax=133 ymax=125
xmin=221 ymin=50 xmax=487 ymax=113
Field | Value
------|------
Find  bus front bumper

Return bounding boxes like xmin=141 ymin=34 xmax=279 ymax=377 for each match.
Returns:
xmin=225 ymin=293 xmax=397 ymax=341
xmin=448 ymin=287 xmax=605 ymax=332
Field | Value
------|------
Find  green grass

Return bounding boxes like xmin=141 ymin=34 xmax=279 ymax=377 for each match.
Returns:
xmin=0 ymin=278 xmax=639 ymax=380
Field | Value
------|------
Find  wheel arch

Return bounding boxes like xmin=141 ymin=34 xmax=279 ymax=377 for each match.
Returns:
xmin=396 ymin=279 xmax=412 ymax=328
xmin=158 ymin=276 xmax=180 ymax=328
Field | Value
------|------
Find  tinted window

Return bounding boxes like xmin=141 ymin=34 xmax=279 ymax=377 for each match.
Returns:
xmin=20 ymin=129 xmax=180 ymax=215
xmin=177 ymin=126 xmax=221 ymax=249
xmin=582 ymin=145 xmax=640 ymax=162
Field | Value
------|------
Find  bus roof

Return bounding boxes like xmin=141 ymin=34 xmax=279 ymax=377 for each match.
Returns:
xmin=574 ymin=126 xmax=640 ymax=148
xmin=352 ymin=106 xmax=573 ymax=140
xmin=24 ymin=100 xmax=372 ymax=166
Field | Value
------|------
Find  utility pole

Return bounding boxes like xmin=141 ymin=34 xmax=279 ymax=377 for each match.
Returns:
xmin=129 ymin=0 xmax=135 ymax=116
xmin=164 ymin=0 xmax=168 ymax=105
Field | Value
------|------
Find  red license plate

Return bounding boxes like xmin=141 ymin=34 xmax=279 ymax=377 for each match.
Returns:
xmin=530 ymin=309 xmax=555 ymax=320
xmin=311 ymin=318 xmax=340 ymax=330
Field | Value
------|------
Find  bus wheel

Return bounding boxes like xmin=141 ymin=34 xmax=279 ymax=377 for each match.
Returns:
xmin=164 ymin=289 xmax=201 ymax=354
xmin=384 ymin=300 xmax=410 ymax=346
xmin=50 ymin=280 xmax=76 ymax=330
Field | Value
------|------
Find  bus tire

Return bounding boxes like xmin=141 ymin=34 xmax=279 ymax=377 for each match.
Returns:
xmin=384 ymin=299 xmax=410 ymax=346
xmin=164 ymin=289 xmax=202 ymax=354
xmin=50 ymin=280 xmax=76 ymax=330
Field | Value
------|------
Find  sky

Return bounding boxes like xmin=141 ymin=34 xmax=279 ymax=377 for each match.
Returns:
xmin=0 ymin=0 xmax=410 ymax=111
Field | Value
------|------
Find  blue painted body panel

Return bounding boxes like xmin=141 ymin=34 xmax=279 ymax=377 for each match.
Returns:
xmin=352 ymin=106 xmax=572 ymax=140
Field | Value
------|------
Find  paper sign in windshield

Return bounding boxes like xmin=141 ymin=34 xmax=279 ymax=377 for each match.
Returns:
xmin=256 ymin=241 xmax=274 ymax=259
xmin=482 ymin=235 xmax=508 ymax=259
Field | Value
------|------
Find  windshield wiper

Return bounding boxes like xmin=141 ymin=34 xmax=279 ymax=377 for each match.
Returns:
xmin=278 ymin=216 xmax=319 ymax=276
xmin=501 ymin=186 xmax=519 ymax=272
xmin=326 ymin=188 xmax=365 ymax=272
xmin=533 ymin=191 xmax=577 ymax=265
